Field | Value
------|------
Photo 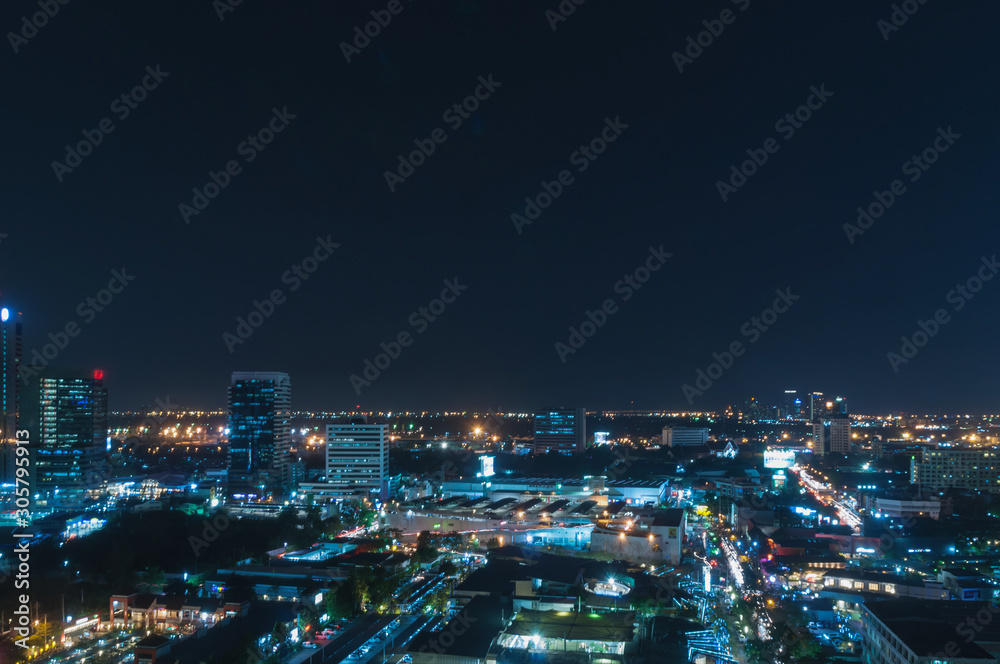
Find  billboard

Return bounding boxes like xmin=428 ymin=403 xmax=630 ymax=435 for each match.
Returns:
xmin=764 ymin=449 xmax=796 ymax=469
xmin=480 ymin=455 xmax=495 ymax=478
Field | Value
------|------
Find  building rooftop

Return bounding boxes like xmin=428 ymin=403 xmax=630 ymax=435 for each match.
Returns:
xmin=865 ymin=599 xmax=1000 ymax=660
xmin=407 ymin=594 xmax=511 ymax=658
xmin=505 ymin=609 xmax=636 ymax=643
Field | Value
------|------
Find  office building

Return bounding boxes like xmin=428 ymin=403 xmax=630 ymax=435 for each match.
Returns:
xmin=829 ymin=396 xmax=847 ymax=415
xmin=533 ymin=408 xmax=585 ymax=454
xmin=808 ymin=392 xmax=824 ymax=421
xmin=662 ymin=426 xmax=709 ymax=447
xmin=811 ymin=420 xmax=827 ymax=456
xmin=227 ymin=372 xmax=291 ymax=499
xmin=20 ymin=367 xmax=108 ymax=507
xmin=830 ymin=417 xmax=851 ymax=455
xmin=323 ymin=420 xmax=388 ymax=500
xmin=0 ymin=305 xmax=22 ymax=487
xmin=783 ymin=390 xmax=802 ymax=419
xmin=911 ymin=449 xmax=1000 ymax=494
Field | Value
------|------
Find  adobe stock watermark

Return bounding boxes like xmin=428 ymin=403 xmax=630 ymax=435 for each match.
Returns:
xmin=555 ymin=245 xmax=671 ymax=363
xmin=7 ymin=0 xmax=71 ymax=54
xmin=418 ymin=610 xmax=476 ymax=653
xmin=52 ymin=65 xmax=170 ymax=182
xmin=349 ymin=278 xmax=468 ymax=394
xmin=340 ymin=0 xmax=416 ymax=63
xmin=878 ymin=0 xmax=930 ymax=41
xmin=223 ymin=235 xmax=340 ymax=353
xmin=681 ymin=288 xmax=799 ymax=404
xmin=928 ymin=602 xmax=1000 ymax=660
xmin=213 ymin=0 xmax=247 ymax=22
xmin=511 ymin=116 xmax=629 ymax=234
xmin=18 ymin=268 xmax=135 ymax=382
xmin=844 ymin=126 xmax=960 ymax=244
xmin=716 ymin=84 xmax=833 ymax=202
xmin=887 ymin=254 xmax=998 ymax=373
xmin=671 ymin=0 xmax=751 ymax=73
xmin=544 ymin=0 xmax=587 ymax=31
xmin=189 ymin=509 xmax=232 ymax=557
xmin=384 ymin=74 xmax=502 ymax=192
xmin=178 ymin=106 xmax=297 ymax=224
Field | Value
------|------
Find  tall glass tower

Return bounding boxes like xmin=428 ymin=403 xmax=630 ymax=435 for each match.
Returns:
xmin=0 ymin=304 xmax=22 ymax=488
xmin=20 ymin=367 xmax=108 ymax=508
xmin=227 ymin=372 xmax=291 ymax=500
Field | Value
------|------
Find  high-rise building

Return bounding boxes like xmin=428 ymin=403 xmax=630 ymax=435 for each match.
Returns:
xmin=783 ymin=390 xmax=802 ymax=419
xmin=323 ymin=419 xmax=388 ymax=500
xmin=830 ymin=417 xmax=851 ymax=455
xmin=662 ymin=426 xmax=710 ymax=447
xmin=830 ymin=396 xmax=847 ymax=416
xmin=911 ymin=449 xmax=1000 ymax=494
xmin=227 ymin=371 xmax=291 ymax=499
xmin=809 ymin=392 xmax=824 ymax=421
xmin=811 ymin=420 xmax=827 ymax=456
xmin=0 ymin=305 xmax=22 ymax=488
xmin=533 ymin=408 xmax=585 ymax=454
xmin=20 ymin=367 xmax=107 ymax=507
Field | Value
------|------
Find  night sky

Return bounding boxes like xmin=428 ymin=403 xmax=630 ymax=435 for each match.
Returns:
xmin=3 ymin=1 xmax=998 ymax=414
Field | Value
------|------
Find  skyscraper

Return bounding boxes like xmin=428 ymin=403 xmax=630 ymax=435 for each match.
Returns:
xmin=20 ymin=367 xmax=107 ymax=507
xmin=783 ymin=390 xmax=802 ymax=419
xmin=0 ymin=305 xmax=22 ymax=488
xmin=829 ymin=417 xmax=851 ymax=455
xmin=811 ymin=420 xmax=827 ymax=456
xmin=533 ymin=408 xmax=585 ymax=454
xmin=227 ymin=372 xmax=291 ymax=499
xmin=324 ymin=419 xmax=387 ymax=500
xmin=809 ymin=392 xmax=824 ymax=421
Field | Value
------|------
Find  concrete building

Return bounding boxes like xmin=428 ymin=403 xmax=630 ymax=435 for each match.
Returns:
xmin=299 ymin=420 xmax=387 ymax=503
xmin=862 ymin=599 xmax=1000 ymax=664
xmin=440 ymin=476 xmax=668 ymax=506
xmin=533 ymin=408 xmax=585 ymax=454
xmin=662 ymin=427 xmax=709 ymax=447
xmin=829 ymin=417 xmax=851 ymax=455
xmin=874 ymin=496 xmax=941 ymax=520
xmin=590 ymin=508 xmax=685 ymax=564
xmin=911 ymin=448 xmax=1000 ymax=494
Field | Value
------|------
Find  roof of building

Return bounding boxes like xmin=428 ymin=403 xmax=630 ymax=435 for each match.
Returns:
xmin=865 ymin=599 xmax=1000 ymax=660
xmin=505 ymin=609 xmax=636 ymax=643
xmin=651 ymin=509 xmax=685 ymax=528
xmin=407 ymin=595 xmax=512 ymax=658
xmin=824 ymin=569 xmax=926 ymax=587
xmin=455 ymin=560 xmax=527 ymax=594
xmin=135 ymin=634 xmax=171 ymax=650
xmin=162 ymin=601 xmax=297 ymax=664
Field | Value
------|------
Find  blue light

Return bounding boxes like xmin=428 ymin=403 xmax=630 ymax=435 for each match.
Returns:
xmin=0 ymin=308 xmax=7 ymax=322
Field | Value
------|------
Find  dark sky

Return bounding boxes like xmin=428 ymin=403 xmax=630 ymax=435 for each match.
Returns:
xmin=3 ymin=1 xmax=998 ymax=414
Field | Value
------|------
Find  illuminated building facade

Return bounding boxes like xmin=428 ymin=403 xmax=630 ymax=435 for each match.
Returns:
xmin=324 ymin=421 xmax=387 ymax=500
xmin=20 ymin=367 xmax=108 ymax=506
xmin=0 ymin=305 xmax=21 ymax=488
xmin=533 ymin=408 xmax=585 ymax=454
xmin=227 ymin=371 xmax=291 ymax=499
